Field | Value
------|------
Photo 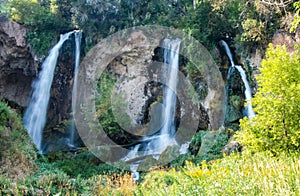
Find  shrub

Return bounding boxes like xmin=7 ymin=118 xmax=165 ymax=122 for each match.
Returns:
xmin=235 ymin=44 xmax=300 ymax=154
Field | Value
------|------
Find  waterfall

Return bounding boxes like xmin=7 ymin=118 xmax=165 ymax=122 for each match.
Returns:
xmin=69 ymin=31 xmax=82 ymax=147
xmin=155 ymin=38 xmax=180 ymax=151
xmin=220 ymin=40 xmax=255 ymax=118
xmin=142 ymin=38 xmax=180 ymax=155
xmin=121 ymin=38 xmax=181 ymax=177
xmin=234 ymin=66 xmax=255 ymax=118
xmin=23 ymin=31 xmax=74 ymax=152
xmin=219 ymin=40 xmax=235 ymax=67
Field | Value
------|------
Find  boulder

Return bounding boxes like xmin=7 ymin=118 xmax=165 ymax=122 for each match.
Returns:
xmin=222 ymin=140 xmax=243 ymax=155
xmin=158 ymin=145 xmax=180 ymax=165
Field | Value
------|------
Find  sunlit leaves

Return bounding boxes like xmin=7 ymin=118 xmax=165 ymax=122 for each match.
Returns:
xmin=291 ymin=1 xmax=300 ymax=32
xmin=236 ymin=44 xmax=300 ymax=154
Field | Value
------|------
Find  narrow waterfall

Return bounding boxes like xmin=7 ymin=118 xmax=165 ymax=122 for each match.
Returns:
xmin=220 ymin=40 xmax=235 ymax=67
xmin=220 ymin=40 xmax=255 ymax=118
xmin=234 ymin=66 xmax=255 ymax=118
xmin=23 ymin=31 xmax=74 ymax=152
xmin=122 ymin=38 xmax=181 ymax=178
xmin=153 ymin=38 xmax=180 ymax=151
xmin=69 ymin=31 xmax=82 ymax=147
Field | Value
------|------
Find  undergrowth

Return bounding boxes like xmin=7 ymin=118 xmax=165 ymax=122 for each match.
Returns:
xmin=1 ymin=101 xmax=299 ymax=195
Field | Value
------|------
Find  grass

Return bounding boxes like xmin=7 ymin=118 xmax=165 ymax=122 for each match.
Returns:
xmin=0 ymin=101 xmax=37 ymax=182
xmin=138 ymin=152 xmax=300 ymax=196
xmin=1 ymin=151 xmax=299 ymax=195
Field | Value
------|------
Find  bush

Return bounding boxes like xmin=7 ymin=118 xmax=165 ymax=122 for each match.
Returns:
xmin=0 ymin=101 xmax=10 ymax=140
xmin=235 ymin=44 xmax=300 ymax=154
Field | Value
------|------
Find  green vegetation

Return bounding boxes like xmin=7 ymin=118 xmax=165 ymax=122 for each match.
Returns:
xmin=1 ymin=0 xmax=300 ymax=195
xmin=236 ymin=44 xmax=300 ymax=154
xmin=0 ymin=101 xmax=37 ymax=181
xmin=95 ymin=72 xmax=133 ymax=143
xmin=291 ymin=1 xmax=300 ymax=32
xmin=1 ymin=142 xmax=299 ymax=195
xmin=1 ymin=0 xmax=296 ymax=55
xmin=95 ymin=73 xmax=118 ymax=136
xmin=139 ymin=153 xmax=300 ymax=195
xmin=1 ymin=0 xmax=70 ymax=55
xmin=1 ymin=115 xmax=298 ymax=195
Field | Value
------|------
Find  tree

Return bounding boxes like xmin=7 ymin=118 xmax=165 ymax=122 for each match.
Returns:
xmin=1 ymin=0 xmax=71 ymax=55
xmin=235 ymin=44 xmax=300 ymax=154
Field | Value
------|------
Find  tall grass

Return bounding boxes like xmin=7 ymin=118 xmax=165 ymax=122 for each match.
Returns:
xmin=138 ymin=152 xmax=300 ymax=195
xmin=2 ymin=151 xmax=299 ymax=195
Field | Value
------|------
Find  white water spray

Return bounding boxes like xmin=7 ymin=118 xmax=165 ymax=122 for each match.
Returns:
xmin=69 ymin=31 xmax=82 ymax=147
xmin=24 ymin=31 xmax=74 ymax=152
xmin=220 ymin=40 xmax=255 ymax=118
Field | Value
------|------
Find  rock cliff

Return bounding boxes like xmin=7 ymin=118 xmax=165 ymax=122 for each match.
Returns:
xmin=0 ymin=15 xmax=37 ymax=107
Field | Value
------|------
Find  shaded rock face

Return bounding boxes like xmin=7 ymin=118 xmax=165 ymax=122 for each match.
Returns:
xmin=44 ymin=37 xmax=80 ymax=143
xmin=0 ymin=15 xmax=37 ymax=107
xmin=225 ymin=68 xmax=244 ymax=123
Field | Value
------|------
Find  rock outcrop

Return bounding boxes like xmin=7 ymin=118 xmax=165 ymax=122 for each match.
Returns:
xmin=0 ymin=15 xmax=76 ymax=146
xmin=75 ymin=26 xmax=224 ymax=154
xmin=0 ymin=15 xmax=37 ymax=107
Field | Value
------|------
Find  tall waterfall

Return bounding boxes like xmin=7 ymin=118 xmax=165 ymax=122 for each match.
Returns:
xmin=122 ymin=38 xmax=181 ymax=179
xmin=23 ymin=31 xmax=74 ymax=152
xmin=147 ymin=38 xmax=180 ymax=153
xmin=220 ymin=40 xmax=255 ymax=118
xmin=69 ymin=31 xmax=82 ymax=147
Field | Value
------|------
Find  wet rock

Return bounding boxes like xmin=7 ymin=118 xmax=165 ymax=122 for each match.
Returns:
xmin=42 ymin=138 xmax=72 ymax=153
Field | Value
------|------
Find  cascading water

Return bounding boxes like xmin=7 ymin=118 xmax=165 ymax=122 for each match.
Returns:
xmin=234 ymin=66 xmax=255 ymax=118
xmin=144 ymin=38 xmax=180 ymax=153
xmin=122 ymin=38 xmax=181 ymax=179
xmin=69 ymin=31 xmax=82 ymax=147
xmin=23 ymin=31 xmax=74 ymax=152
xmin=220 ymin=40 xmax=255 ymax=118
